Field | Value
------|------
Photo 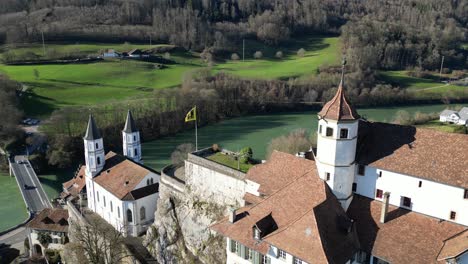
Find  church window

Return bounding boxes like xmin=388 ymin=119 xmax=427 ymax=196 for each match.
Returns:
xmin=340 ymin=128 xmax=348 ymax=139
xmin=147 ymin=179 xmax=150 ymax=186
xmin=402 ymin=196 xmax=411 ymax=208
xmin=150 ymin=178 xmax=154 ymax=184
xmin=127 ymin=209 xmax=133 ymax=223
xmin=326 ymin=127 xmax=333 ymax=137
xmin=110 ymin=201 xmax=113 ymax=212
xmin=97 ymin=191 xmax=100 ymax=202
xmin=140 ymin=207 xmax=146 ymax=221
xmin=376 ymin=189 xmax=383 ymax=199
xmin=117 ymin=207 xmax=120 ymax=218
xmin=352 ymin=183 xmax=357 ymax=192
xmin=418 ymin=181 xmax=422 ymax=188
xmin=133 ymin=135 xmax=136 ymax=141
xmin=103 ymin=196 xmax=106 ymax=207
xmin=97 ymin=157 xmax=101 ymax=165
xmin=464 ymin=189 xmax=468 ymax=199
xmin=319 ymin=125 xmax=322 ymax=134
xmin=450 ymin=211 xmax=456 ymax=220
xmin=325 ymin=172 xmax=330 ymax=181
xmin=96 ymin=143 xmax=98 ymax=149
xmin=358 ymin=165 xmax=365 ymax=175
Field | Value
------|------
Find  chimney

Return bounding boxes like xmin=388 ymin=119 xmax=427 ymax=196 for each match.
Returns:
xmin=228 ymin=207 xmax=236 ymax=223
xmin=380 ymin=192 xmax=390 ymax=223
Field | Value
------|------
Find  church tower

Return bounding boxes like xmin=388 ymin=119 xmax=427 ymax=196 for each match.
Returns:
xmin=122 ymin=110 xmax=142 ymax=163
xmin=84 ymin=115 xmax=105 ymax=177
xmin=315 ymin=61 xmax=359 ymax=210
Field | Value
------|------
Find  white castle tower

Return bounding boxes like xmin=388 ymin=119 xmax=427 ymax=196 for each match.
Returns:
xmin=122 ymin=110 xmax=142 ymax=163
xmin=315 ymin=63 xmax=359 ymax=210
xmin=83 ymin=114 xmax=105 ymax=177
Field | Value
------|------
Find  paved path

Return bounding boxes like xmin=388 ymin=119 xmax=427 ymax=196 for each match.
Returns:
xmin=10 ymin=156 xmax=52 ymax=214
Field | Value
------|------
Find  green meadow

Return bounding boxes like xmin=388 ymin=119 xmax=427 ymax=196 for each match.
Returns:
xmin=0 ymin=37 xmax=340 ymax=117
xmin=0 ymin=174 xmax=28 ymax=231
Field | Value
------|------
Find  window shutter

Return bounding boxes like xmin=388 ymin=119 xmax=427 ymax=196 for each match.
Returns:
xmin=229 ymin=239 xmax=236 ymax=253
xmin=240 ymin=245 xmax=246 ymax=258
xmin=253 ymin=252 xmax=260 ymax=264
xmin=267 ymin=256 xmax=271 ymax=264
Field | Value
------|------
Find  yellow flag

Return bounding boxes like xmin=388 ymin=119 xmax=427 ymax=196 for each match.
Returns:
xmin=185 ymin=106 xmax=197 ymax=122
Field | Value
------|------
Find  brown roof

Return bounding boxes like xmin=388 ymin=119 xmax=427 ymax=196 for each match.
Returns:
xmin=243 ymin=192 xmax=265 ymax=205
xmin=122 ymin=183 xmax=159 ymax=201
xmin=357 ymin=121 xmax=468 ymax=189
xmin=61 ymin=166 xmax=86 ymax=199
xmin=246 ymin=151 xmax=317 ymax=195
xmin=437 ymin=230 xmax=468 ymax=260
xmin=27 ymin=208 xmax=69 ymax=232
xmin=318 ymin=83 xmax=359 ymax=121
xmin=347 ymin=195 xmax=467 ymax=264
xmin=212 ymin=152 xmax=359 ymax=264
xmin=94 ymin=152 xmax=156 ymax=199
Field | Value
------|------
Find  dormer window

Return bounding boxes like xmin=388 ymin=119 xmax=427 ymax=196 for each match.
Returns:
xmin=253 ymin=227 xmax=261 ymax=240
xmin=340 ymin=128 xmax=348 ymax=139
xmin=326 ymin=127 xmax=333 ymax=137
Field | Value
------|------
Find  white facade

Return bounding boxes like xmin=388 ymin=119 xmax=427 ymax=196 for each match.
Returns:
xmin=86 ymin=171 xmax=159 ymax=236
xmin=29 ymin=229 xmax=67 ymax=255
xmin=316 ymin=118 xmax=359 ymax=210
xmin=354 ymin=165 xmax=468 ymax=226
xmin=123 ymin=130 xmax=142 ymax=163
xmin=84 ymin=137 xmax=105 ymax=177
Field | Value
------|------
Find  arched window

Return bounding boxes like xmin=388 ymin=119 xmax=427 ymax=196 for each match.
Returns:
xmin=133 ymin=135 xmax=136 ymax=141
xmin=97 ymin=157 xmax=101 ymax=165
xmin=96 ymin=143 xmax=99 ymax=148
xmin=127 ymin=209 xmax=133 ymax=223
xmin=134 ymin=149 xmax=138 ymax=156
xmin=140 ymin=207 xmax=146 ymax=221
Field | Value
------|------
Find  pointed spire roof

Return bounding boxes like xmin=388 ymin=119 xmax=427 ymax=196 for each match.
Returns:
xmin=123 ymin=110 xmax=138 ymax=133
xmin=84 ymin=114 xmax=102 ymax=140
xmin=318 ymin=59 xmax=359 ymax=121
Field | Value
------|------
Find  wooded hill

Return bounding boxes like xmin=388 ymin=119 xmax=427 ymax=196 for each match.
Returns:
xmin=0 ymin=0 xmax=466 ymax=71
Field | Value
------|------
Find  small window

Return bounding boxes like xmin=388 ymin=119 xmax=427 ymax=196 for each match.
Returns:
xmin=247 ymin=248 xmax=253 ymax=260
xmin=402 ymin=196 xmax=411 ymax=208
xmin=326 ymin=127 xmax=333 ymax=137
xmin=110 ymin=201 xmax=113 ymax=212
xmin=150 ymin=178 xmax=154 ymax=184
xmin=103 ymin=196 xmax=106 ymax=207
xmin=379 ymin=171 xmax=382 ymax=177
xmin=450 ymin=211 xmax=456 ymax=220
xmin=97 ymin=191 xmax=100 ymax=202
xmin=147 ymin=179 xmax=150 ymax=186
xmin=134 ymin=135 xmax=136 ymax=141
xmin=117 ymin=207 xmax=120 ymax=218
xmin=253 ymin=227 xmax=261 ymax=240
xmin=97 ymin=157 xmax=101 ymax=165
xmin=340 ymin=128 xmax=348 ymax=139
xmin=294 ymin=257 xmax=303 ymax=264
xmin=134 ymin=149 xmax=138 ymax=156
xmin=127 ymin=209 xmax=133 ymax=223
xmin=464 ymin=189 xmax=468 ymax=199
xmin=140 ymin=207 xmax=146 ymax=221
xmin=95 ymin=143 xmax=99 ymax=149
xmin=418 ymin=181 xmax=422 ymax=188
xmin=278 ymin=249 xmax=287 ymax=259
xmin=376 ymin=189 xmax=383 ymax=199
xmin=262 ymin=255 xmax=270 ymax=264
xmin=325 ymin=172 xmax=330 ymax=181
xmin=230 ymin=239 xmax=237 ymax=253
xmin=358 ymin=165 xmax=365 ymax=175
xmin=352 ymin=183 xmax=357 ymax=192
xmin=319 ymin=125 xmax=322 ymax=134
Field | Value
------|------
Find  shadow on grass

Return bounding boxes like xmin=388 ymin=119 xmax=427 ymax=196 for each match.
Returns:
xmin=20 ymin=90 xmax=58 ymax=117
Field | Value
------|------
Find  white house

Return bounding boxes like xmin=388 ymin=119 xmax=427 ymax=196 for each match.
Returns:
xmin=211 ymin=69 xmax=468 ymax=264
xmin=27 ymin=208 xmax=69 ymax=257
xmin=83 ymin=112 xmax=159 ymax=236
xmin=440 ymin=107 xmax=468 ymax=126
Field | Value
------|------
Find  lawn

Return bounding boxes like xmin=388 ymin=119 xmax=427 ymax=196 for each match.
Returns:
xmin=206 ymin=152 xmax=254 ymax=173
xmin=0 ymin=36 xmax=340 ymax=117
xmin=417 ymin=120 xmax=467 ymax=134
xmin=380 ymin=71 xmax=467 ymax=99
xmin=0 ymin=173 xmax=28 ymax=231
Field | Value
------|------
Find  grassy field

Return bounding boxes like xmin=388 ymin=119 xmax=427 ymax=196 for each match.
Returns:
xmin=206 ymin=152 xmax=254 ymax=173
xmin=0 ymin=36 xmax=340 ymax=117
xmin=0 ymin=173 xmax=28 ymax=231
xmin=380 ymin=71 xmax=467 ymax=98
xmin=416 ymin=120 xmax=467 ymax=134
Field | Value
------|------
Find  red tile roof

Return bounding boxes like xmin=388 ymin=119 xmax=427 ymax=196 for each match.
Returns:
xmin=212 ymin=152 xmax=359 ymax=263
xmin=318 ymin=83 xmax=359 ymax=121
xmin=357 ymin=121 xmax=468 ymax=189
xmin=93 ymin=152 xmax=156 ymax=199
xmin=437 ymin=230 xmax=468 ymax=261
xmin=61 ymin=166 xmax=86 ymax=199
xmin=347 ymin=195 xmax=467 ymax=264
xmin=27 ymin=208 xmax=69 ymax=233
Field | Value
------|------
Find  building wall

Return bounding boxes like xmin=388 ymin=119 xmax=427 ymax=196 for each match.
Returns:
xmin=29 ymin=229 xmax=66 ymax=255
xmin=354 ymin=166 xmax=468 ymax=226
xmin=185 ymin=159 xmax=246 ymax=206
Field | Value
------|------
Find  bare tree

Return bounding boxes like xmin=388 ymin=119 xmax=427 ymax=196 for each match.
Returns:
xmin=266 ymin=129 xmax=312 ymax=158
xmin=253 ymin=51 xmax=263 ymax=59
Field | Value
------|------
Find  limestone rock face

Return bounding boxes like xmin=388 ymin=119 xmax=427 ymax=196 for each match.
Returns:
xmin=144 ymin=182 xmax=228 ymax=264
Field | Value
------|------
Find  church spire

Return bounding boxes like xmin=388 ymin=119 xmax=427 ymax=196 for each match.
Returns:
xmin=84 ymin=114 xmax=102 ymax=140
xmin=317 ymin=57 xmax=359 ymax=121
xmin=122 ymin=110 xmax=142 ymax=163
xmin=123 ymin=110 xmax=138 ymax=133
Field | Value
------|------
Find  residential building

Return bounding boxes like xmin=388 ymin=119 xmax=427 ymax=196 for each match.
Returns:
xmin=440 ymin=107 xmax=468 ymax=126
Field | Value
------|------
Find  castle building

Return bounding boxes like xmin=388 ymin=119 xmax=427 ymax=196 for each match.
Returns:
xmin=82 ymin=112 xmax=159 ymax=236
xmin=210 ymin=73 xmax=468 ymax=264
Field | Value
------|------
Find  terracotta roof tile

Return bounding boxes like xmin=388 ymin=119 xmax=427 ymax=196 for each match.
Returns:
xmin=93 ymin=152 xmax=156 ymax=199
xmin=122 ymin=183 xmax=159 ymax=201
xmin=27 ymin=208 xmax=69 ymax=233
xmin=357 ymin=121 xmax=468 ymax=189
xmin=318 ymin=83 xmax=359 ymax=121
xmin=437 ymin=230 xmax=468 ymax=261
xmin=61 ymin=166 xmax=86 ymax=198
xmin=347 ymin=195 xmax=467 ymax=264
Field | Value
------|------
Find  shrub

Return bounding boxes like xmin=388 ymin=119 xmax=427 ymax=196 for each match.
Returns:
xmin=239 ymin=147 xmax=253 ymax=163
xmin=231 ymin=53 xmax=240 ymax=60
xmin=253 ymin=51 xmax=263 ymax=59
xmin=297 ymin=48 xmax=306 ymax=57
xmin=275 ymin=51 xmax=283 ymax=59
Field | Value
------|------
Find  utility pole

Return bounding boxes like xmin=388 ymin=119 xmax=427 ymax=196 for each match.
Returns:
xmin=41 ymin=31 xmax=46 ymax=56
xmin=439 ymin=55 xmax=445 ymax=80
xmin=242 ymin=39 xmax=245 ymax=62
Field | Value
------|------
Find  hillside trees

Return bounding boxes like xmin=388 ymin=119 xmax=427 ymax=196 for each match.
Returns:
xmin=0 ymin=75 xmax=22 ymax=150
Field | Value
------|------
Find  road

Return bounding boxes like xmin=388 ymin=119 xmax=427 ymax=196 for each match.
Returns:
xmin=10 ymin=156 xmax=52 ymax=214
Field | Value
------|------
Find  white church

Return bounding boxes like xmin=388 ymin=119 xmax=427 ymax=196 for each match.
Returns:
xmin=211 ymin=70 xmax=467 ymax=264
xmin=82 ymin=111 xmax=160 ymax=236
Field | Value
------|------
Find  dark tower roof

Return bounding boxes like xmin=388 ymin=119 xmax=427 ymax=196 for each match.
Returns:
xmin=318 ymin=60 xmax=359 ymax=121
xmin=123 ymin=110 xmax=138 ymax=133
xmin=84 ymin=114 xmax=102 ymax=140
